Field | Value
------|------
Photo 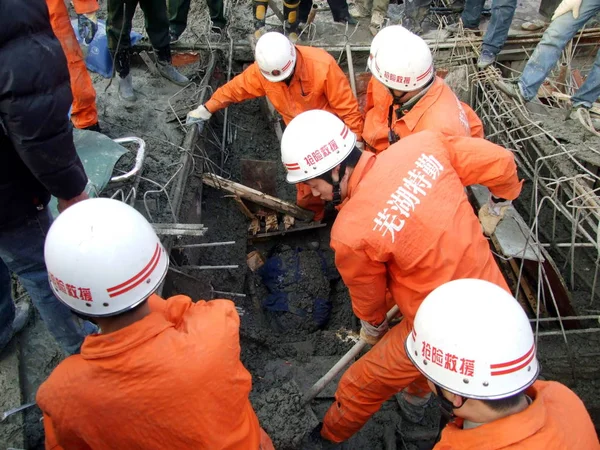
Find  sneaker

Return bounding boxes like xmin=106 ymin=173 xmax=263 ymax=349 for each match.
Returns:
xmin=118 ymin=73 xmax=136 ymax=102
xmin=446 ymin=20 xmax=479 ymax=34
xmin=571 ymin=107 xmax=600 ymax=133
xmin=477 ymin=50 xmax=496 ymax=69
xmin=12 ymin=302 xmax=31 ymax=336
xmin=348 ymin=2 xmax=369 ymax=17
xmin=169 ymin=31 xmax=180 ymax=44
xmin=157 ymin=61 xmax=190 ymax=86
xmin=396 ymin=391 xmax=432 ymax=424
xmin=335 ymin=14 xmax=358 ymax=24
xmin=493 ymin=79 xmax=524 ymax=101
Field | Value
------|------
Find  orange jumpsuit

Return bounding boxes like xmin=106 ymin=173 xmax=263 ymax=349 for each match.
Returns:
xmin=362 ymin=76 xmax=484 ymax=154
xmin=321 ymin=130 xmax=523 ymax=442
xmin=435 ymin=381 xmax=600 ymax=449
xmin=47 ymin=0 xmax=99 ymax=129
xmin=205 ymin=45 xmax=364 ymax=221
xmin=37 ymin=294 xmax=274 ymax=450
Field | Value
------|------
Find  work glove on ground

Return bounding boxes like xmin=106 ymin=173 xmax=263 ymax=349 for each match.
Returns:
xmin=478 ymin=195 xmax=511 ymax=236
xmin=186 ymin=105 xmax=212 ymax=133
xmin=360 ymin=318 xmax=389 ymax=345
xmin=552 ymin=0 xmax=582 ymax=20
xmin=78 ymin=12 xmax=98 ymax=44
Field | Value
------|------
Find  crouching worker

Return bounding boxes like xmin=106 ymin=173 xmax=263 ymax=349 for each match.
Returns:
xmin=281 ymin=110 xmax=524 ymax=443
xmin=407 ymin=279 xmax=599 ymax=449
xmin=37 ymin=198 xmax=274 ymax=450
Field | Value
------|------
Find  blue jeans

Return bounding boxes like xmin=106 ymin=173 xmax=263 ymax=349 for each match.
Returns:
xmin=462 ymin=0 xmax=517 ymax=55
xmin=0 ymin=208 xmax=91 ymax=355
xmin=519 ymin=0 xmax=600 ymax=108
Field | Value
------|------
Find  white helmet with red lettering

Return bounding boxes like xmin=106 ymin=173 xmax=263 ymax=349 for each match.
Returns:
xmin=406 ymin=279 xmax=539 ymax=399
xmin=371 ymin=31 xmax=434 ymax=91
xmin=255 ymin=31 xmax=297 ymax=82
xmin=44 ymin=198 xmax=169 ymax=317
xmin=281 ymin=110 xmax=357 ymax=183
xmin=368 ymin=25 xmax=412 ymax=72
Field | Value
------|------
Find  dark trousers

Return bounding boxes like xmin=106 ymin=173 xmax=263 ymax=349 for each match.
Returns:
xmin=299 ymin=0 xmax=350 ymax=22
xmin=107 ymin=0 xmax=170 ymax=51
xmin=168 ymin=0 xmax=227 ymax=36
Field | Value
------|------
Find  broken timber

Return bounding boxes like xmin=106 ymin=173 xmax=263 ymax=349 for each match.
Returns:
xmin=201 ymin=173 xmax=315 ymax=221
xmin=153 ymin=223 xmax=208 ymax=236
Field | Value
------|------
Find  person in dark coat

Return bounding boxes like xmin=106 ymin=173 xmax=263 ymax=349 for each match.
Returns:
xmin=0 ymin=0 xmax=94 ymax=356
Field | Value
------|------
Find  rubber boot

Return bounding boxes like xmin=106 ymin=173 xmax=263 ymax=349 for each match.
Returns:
xmin=115 ymin=50 xmax=136 ymax=102
xmin=155 ymin=46 xmax=190 ymax=87
xmin=284 ymin=0 xmax=301 ymax=42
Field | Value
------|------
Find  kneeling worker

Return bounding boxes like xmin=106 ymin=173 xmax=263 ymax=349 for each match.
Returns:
xmin=363 ymin=26 xmax=484 ymax=154
xmin=37 ymin=198 xmax=273 ymax=450
xmin=281 ymin=110 xmax=523 ymax=443
xmin=187 ymin=31 xmax=364 ymax=221
xmin=407 ymin=278 xmax=599 ymax=449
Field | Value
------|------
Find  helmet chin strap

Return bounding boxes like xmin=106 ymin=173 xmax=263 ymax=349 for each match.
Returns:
xmin=331 ymin=163 xmax=347 ymax=206
xmin=435 ymin=384 xmax=468 ymax=420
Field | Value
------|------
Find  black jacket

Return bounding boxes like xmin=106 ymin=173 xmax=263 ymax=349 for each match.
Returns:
xmin=0 ymin=0 xmax=87 ymax=229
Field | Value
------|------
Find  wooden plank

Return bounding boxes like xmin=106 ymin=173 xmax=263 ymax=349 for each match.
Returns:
xmin=201 ymin=173 xmax=314 ymax=221
xmin=229 ymin=195 xmax=256 ymax=220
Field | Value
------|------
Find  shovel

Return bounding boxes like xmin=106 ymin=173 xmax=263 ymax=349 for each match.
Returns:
xmin=302 ymin=304 xmax=400 ymax=405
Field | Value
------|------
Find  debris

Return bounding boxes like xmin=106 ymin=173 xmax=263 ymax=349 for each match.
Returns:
xmin=1 ymin=403 xmax=36 ymax=422
xmin=171 ymin=52 xmax=200 ymax=67
xmin=302 ymin=305 xmax=400 ymax=405
xmin=265 ymin=213 xmax=278 ymax=232
xmin=201 ymin=173 xmax=314 ymax=221
xmin=230 ymin=195 xmax=257 ymax=220
xmin=249 ymin=222 xmax=327 ymax=240
xmin=249 ymin=217 xmax=261 ymax=235
xmin=247 ymin=250 xmax=265 ymax=272
xmin=152 ymin=223 xmax=208 ymax=236
xmin=139 ymin=50 xmax=159 ymax=76
xmin=283 ymin=215 xmax=295 ymax=230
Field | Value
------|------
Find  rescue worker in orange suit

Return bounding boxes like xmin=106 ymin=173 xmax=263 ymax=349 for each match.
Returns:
xmin=407 ymin=279 xmax=600 ymax=450
xmin=37 ymin=198 xmax=274 ymax=450
xmin=363 ymin=26 xmax=484 ymax=154
xmin=47 ymin=0 xmax=100 ymax=131
xmin=280 ymin=110 xmax=522 ymax=444
xmin=186 ymin=31 xmax=364 ymax=222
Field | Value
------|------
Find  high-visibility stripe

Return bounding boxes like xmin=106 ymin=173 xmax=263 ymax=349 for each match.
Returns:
xmin=281 ymin=60 xmax=293 ymax=72
xmin=285 ymin=163 xmax=300 ymax=167
xmin=417 ymin=65 xmax=433 ymax=81
xmin=107 ymin=244 xmax=161 ymax=298
xmin=340 ymin=125 xmax=349 ymax=139
xmin=490 ymin=344 xmax=535 ymax=376
xmin=287 ymin=166 xmax=300 ymax=171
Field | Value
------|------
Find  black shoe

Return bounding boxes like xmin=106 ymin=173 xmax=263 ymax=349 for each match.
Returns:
xmin=169 ymin=31 xmax=180 ymax=43
xmin=81 ymin=123 xmax=101 ymax=132
xmin=334 ymin=15 xmax=358 ymax=24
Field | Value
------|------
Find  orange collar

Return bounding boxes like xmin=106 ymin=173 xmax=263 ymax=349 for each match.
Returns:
xmin=338 ymin=151 xmax=376 ymax=209
xmin=395 ymin=76 xmax=444 ymax=131
xmin=440 ymin=383 xmax=547 ymax=449
xmin=80 ymin=311 xmax=172 ymax=360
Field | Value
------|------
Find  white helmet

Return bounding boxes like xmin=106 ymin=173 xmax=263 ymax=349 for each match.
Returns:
xmin=368 ymin=25 xmax=412 ymax=72
xmin=255 ymin=32 xmax=297 ymax=82
xmin=371 ymin=31 xmax=434 ymax=91
xmin=44 ymin=198 xmax=169 ymax=317
xmin=281 ymin=110 xmax=357 ymax=184
xmin=406 ymin=279 xmax=539 ymax=400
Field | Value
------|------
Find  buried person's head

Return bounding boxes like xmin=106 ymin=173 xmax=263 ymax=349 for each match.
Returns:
xmin=44 ymin=198 xmax=168 ymax=331
xmin=405 ymin=278 xmax=539 ymax=424
xmin=281 ymin=109 xmax=362 ymax=205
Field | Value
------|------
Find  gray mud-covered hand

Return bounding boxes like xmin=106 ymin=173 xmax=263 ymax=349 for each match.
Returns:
xmin=186 ymin=104 xmax=212 ymax=133
xmin=78 ymin=13 xmax=98 ymax=44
